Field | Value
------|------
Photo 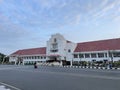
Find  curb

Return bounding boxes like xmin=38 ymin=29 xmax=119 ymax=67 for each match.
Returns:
xmin=61 ymin=66 xmax=120 ymax=70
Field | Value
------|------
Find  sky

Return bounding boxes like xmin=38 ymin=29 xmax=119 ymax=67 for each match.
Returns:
xmin=0 ymin=0 xmax=120 ymax=55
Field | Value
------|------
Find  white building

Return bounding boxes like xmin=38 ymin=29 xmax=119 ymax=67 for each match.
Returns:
xmin=9 ymin=33 xmax=120 ymax=66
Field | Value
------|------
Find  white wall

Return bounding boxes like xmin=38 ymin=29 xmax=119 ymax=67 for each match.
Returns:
xmin=65 ymin=42 xmax=77 ymax=61
xmin=9 ymin=56 xmax=17 ymax=62
xmin=47 ymin=33 xmax=68 ymax=60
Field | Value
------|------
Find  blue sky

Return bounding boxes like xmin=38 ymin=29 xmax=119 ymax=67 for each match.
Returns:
xmin=0 ymin=0 xmax=120 ymax=55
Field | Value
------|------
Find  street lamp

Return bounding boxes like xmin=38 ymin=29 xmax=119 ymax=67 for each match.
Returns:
xmin=108 ymin=50 xmax=114 ymax=67
xmin=71 ymin=53 xmax=74 ymax=67
xmin=79 ymin=53 xmax=82 ymax=67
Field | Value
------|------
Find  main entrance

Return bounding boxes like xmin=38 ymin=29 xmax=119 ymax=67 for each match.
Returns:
xmin=46 ymin=55 xmax=71 ymax=66
xmin=47 ymin=55 xmax=60 ymax=62
xmin=46 ymin=55 xmax=62 ymax=66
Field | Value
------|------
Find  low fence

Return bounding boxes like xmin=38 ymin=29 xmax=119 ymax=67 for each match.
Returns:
xmin=39 ymin=64 xmax=120 ymax=70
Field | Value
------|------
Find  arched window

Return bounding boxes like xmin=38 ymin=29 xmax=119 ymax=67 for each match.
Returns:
xmin=54 ymin=38 xmax=57 ymax=42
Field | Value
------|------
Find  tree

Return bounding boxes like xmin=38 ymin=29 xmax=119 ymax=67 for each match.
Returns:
xmin=0 ymin=53 xmax=6 ymax=63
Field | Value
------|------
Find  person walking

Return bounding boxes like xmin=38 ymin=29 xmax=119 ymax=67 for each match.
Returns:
xmin=34 ymin=62 xmax=37 ymax=69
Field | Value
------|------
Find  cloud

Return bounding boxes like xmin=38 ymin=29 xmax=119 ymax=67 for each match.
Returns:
xmin=58 ymin=1 xmax=67 ymax=8
xmin=91 ymin=0 xmax=120 ymax=23
xmin=114 ymin=16 xmax=120 ymax=22
xmin=102 ymin=2 xmax=115 ymax=12
xmin=74 ymin=14 xmax=81 ymax=24
xmin=32 ymin=0 xmax=60 ymax=9
xmin=1 ymin=0 xmax=120 ymax=28
xmin=0 ymin=0 xmax=3 ymax=3
xmin=0 ymin=13 xmax=31 ymax=48
xmin=0 ymin=25 xmax=28 ymax=42
xmin=0 ymin=0 xmax=120 ymax=54
xmin=68 ymin=14 xmax=81 ymax=25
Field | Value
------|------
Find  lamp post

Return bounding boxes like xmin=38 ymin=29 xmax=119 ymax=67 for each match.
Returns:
xmin=108 ymin=50 xmax=114 ymax=68
xmin=79 ymin=53 xmax=82 ymax=67
xmin=71 ymin=53 xmax=74 ymax=67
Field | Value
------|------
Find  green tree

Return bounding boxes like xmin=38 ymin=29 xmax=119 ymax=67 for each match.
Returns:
xmin=0 ymin=53 xmax=6 ymax=63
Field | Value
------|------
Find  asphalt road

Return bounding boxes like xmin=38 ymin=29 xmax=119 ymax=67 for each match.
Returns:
xmin=0 ymin=65 xmax=120 ymax=90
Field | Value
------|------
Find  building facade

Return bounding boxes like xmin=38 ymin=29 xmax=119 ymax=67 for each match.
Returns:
xmin=9 ymin=33 xmax=120 ymax=66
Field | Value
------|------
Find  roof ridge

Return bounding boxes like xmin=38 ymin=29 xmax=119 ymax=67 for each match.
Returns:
xmin=10 ymin=47 xmax=46 ymax=55
xmin=20 ymin=47 xmax=46 ymax=51
xmin=77 ymin=38 xmax=120 ymax=44
xmin=74 ymin=38 xmax=120 ymax=52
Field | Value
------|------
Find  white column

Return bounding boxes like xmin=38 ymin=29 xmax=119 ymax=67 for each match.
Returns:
xmin=22 ymin=61 xmax=25 ymax=65
xmin=70 ymin=60 xmax=73 ymax=66
xmin=60 ymin=60 xmax=63 ymax=66
xmin=96 ymin=53 xmax=98 ymax=58
xmin=15 ymin=60 xmax=17 ymax=65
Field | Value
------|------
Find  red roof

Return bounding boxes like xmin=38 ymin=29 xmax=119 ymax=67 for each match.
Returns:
xmin=11 ymin=47 xmax=46 ymax=56
xmin=74 ymin=38 xmax=120 ymax=52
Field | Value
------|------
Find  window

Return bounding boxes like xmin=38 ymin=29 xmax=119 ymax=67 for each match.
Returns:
xmin=41 ymin=56 xmax=43 ymax=59
xmin=91 ymin=53 xmax=96 ymax=58
xmin=98 ymin=53 xmax=104 ymax=58
xmin=50 ymin=43 xmax=58 ymax=52
xmin=104 ymin=53 xmax=107 ymax=57
xmin=37 ymin=56 xmax=40 ymax=59
xmin=52 ymin=43 xmax=58 ymax=49
xmin=32 ymin=56 xmax=34 ymax=59
xmin=64 ymin=57 xmax=66 ymax=60
xmin=79 ymin=54 xmax=84 ymax=58
xmin=35 ymin=56 xmax=37 ymax=59
xmin=50 ymin=49 xmax=58 ymax=52
xmin=113 ymin=52 xmax=120 ymax=57
xmin=85 ymin=54 xmax=90 ymax=58
xmin=68 ymin=49 xmax=71 ymax=53
xmin=27 ymin=57 xmax=29 ymax=59
xmin=74 ymin=54 xmax=78 ymax=58
xmin=44 ymin=57 xmax=46 ymax=59
xmin=29 ymin=57 xmax=31 ymax=59
xmin=54 ymin=38 xmax=57 ymax=42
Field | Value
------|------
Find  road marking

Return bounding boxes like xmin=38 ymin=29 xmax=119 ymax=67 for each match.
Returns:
xmin=0 ymin=66 xmax=30 ymax=70
xmin=0 ymin=82 xmax=22 ymax=90
xmin=0 ymin=85 xmax=10 ymax=90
